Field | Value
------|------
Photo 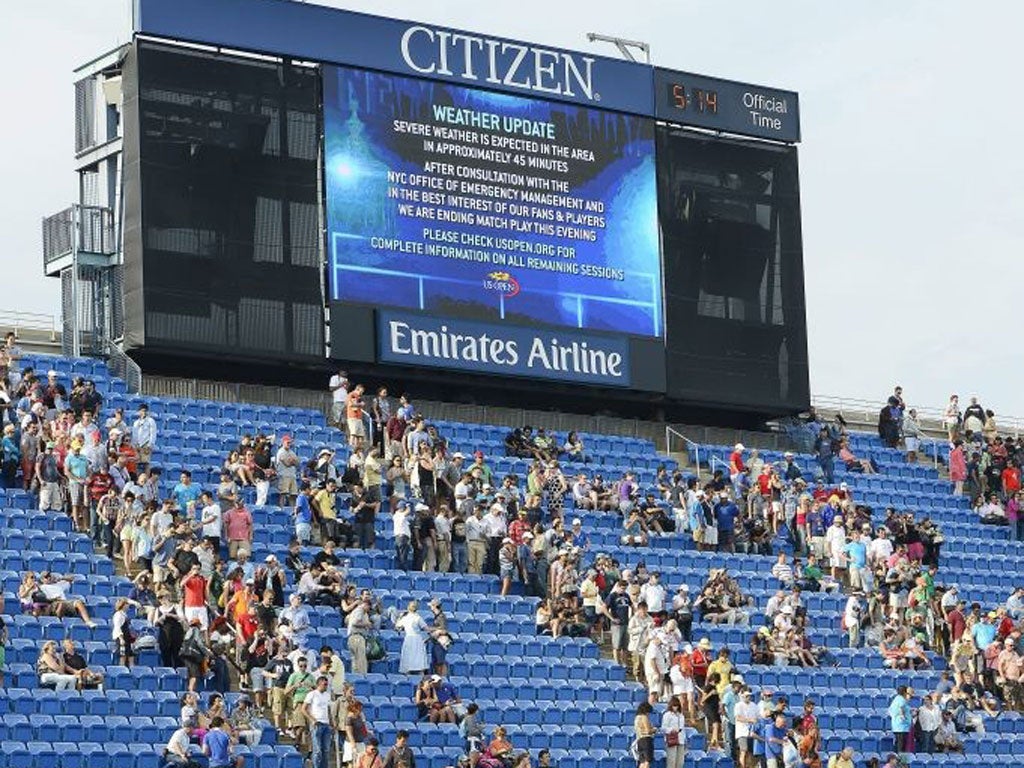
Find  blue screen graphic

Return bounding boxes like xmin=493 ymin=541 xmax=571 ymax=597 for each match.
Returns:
xmin=324 ymin=66 xmax=662 ymax=338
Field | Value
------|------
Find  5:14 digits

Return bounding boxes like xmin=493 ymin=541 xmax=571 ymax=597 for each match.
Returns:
xmin=669 ymin=84 xmax=718 ymax=114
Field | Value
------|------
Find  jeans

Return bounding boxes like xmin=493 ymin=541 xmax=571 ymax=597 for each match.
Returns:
xmin=1016 ymin=517 xmax=1024 ymax=542
xmin=818 ymin=456 xmax=834 ymax=484
xmin=918 ymin=729 xmax=936 ymax=753
xmin=451 ymin=541 xmax=468 ymax=573
xmin=311 ymin=721 xmax=332 ymax=768
xmin=395 ymin=535 xmax=412 ymax=570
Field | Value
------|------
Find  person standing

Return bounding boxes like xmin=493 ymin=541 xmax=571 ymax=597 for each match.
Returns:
xmin=131 ymin=404 xmax=157 ymax=472
xmin=275 ymin=435 xmax=300 ymax=508
xmin=887 ymin=685 xmax=912 ymax=754
xmin=347 ymin=595 xmax=372 ymax=674
xmin=917 ymin=694 xmax=941 ymax=753
xmin=382 ymin=730 xmax=416 ymax=768
xmin=202 ymin=716 xmax=243 ymax=768
xmin=304 ymin=675 xmax=334 ymax=768
xmin=661 ymin=696 xmax=687 ymax=768
xmin=634 ymin=702 xmax=656 ymax=768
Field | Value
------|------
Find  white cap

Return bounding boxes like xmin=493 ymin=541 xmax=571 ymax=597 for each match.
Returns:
xmin=415 ymin=503 xmax=430 ymax=512
xmin=572 ymin=518 xmax=582 ymax=526
xmin=734 ymin=443 xmax=745 ymax=451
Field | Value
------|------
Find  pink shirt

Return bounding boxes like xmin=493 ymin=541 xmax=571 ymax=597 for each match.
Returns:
xmin=224 ymin=507 xmax=253 ymax=541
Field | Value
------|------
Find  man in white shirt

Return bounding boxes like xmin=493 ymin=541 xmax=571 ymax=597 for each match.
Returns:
xmin=150 ymin=499 xmax=175 ymax=538
xmin=640 ymin=572 xmax=667 ymax=620
xmin=734 ymin=688 xmax=760 ymax=766
xmin=434 ymin=508 xmax=452 ymax=573
xmin=764 ymin=590 xmax=786 ymax=621
xmin=275 ymin=435 xmax=301 ymax=507
xmin=482 ymin=505 xmax=507 ymax=575
xmin=304 ymin=676 xmax=334 ymax=768
xmin=131 ymin=404 xmax=157 ymax=471
xmin=392 ymin=500 xmax=413 ymax=571
xmin=917 ymin=694 xmax=942 ymax=753
xmin=328 ymin=371 xmax=348 ymax=426
xmin=1006 ymin=587 xmax=1024 ymax=620
xmin=869 ymin=527 xmax=893 ymax=567
xmin=163 ymin=725 xmax=194 ymax=766
xmin=199 ymin=491 xmax=223 ymax=551
xmin=844 ymin=592 xmax=864 ymax=648
xmin=465 ymin=505 xmax=487 ymax=575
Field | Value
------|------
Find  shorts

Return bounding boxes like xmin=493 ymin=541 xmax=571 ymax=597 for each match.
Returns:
xmin=295 ymin=523 xmax=312 ymax=544
xmin=138 ymin=445 xmax=153 ymax=463
xmin=290 ymin=703 xmax=309 ymax=728
xmin=278 ymin=476 xmax=298 ymax=495
xmin=692 ymin=527 xmax=704 ymax=543
xmin=905 ymin=437 xmax=920 ymax=452
xmin=67 ymin=481 xmax=85 ymax=506
xmin=347 ymin=418 xmax=366 ymax=437
xmin=271 ymin=687 xmax=289 ymax=718
xmin=184 ymin=606 xmax=209 ymax=630
xmin=719 ymin=529 xmax=734 ymax=547
xmin=500 ymin=564 xmax=514 ymax=581
xmin=737 ymin=737 xmax=751 ymax=752
xmin=330 ymin=402 xmax=345 ymax=423
xmin=249 ymin=667 xmax=267 ymax=691
xmin=611 ymin=623 xmax=628 ymax=650
xmin=703 ymin=526 xmax=719 ymax=546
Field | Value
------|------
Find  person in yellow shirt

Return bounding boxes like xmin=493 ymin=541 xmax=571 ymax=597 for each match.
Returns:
xmin=827 ymin=747 xmax=855 ymax=768
xmin=313 ymin=479 xmax=339 ymax=544
xmin=707 ymin=647 xmax=734 ymax=692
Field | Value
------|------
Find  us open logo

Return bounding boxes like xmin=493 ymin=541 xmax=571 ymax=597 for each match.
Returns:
xmin=484 ymin=271 xmax=520 ymax=298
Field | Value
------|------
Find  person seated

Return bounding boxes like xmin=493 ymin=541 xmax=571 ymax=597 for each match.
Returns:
xmin=838 ymin=439 xmax=878 ymax=474
xmin=60 ymin=638 xmax=104 ymax=689
xmin=18 ymin=571 xmax=97 ymax=627
xmin=486 ymin=726 xmax=515 ymax=766
xmin=750 ymin=627 xmax=774 ymax=665
xmin=504 ymin=428 xmax=532 ymax=459
xmin=621 ymin=509 xmax=649 ymax=547
xmin=414 ymin=676 xmax=452 ymax=724
xmin=229 ymin=696 xmax=263 ymax=745
xmin=977 ymin=493 xmax=1007 ymax=524
xmin=562 ymin=431 xmax=588 ymax=464
xmin=532 ymin=428 xmax=557 ymax=462
xmin=638 ymin=493 xmax=673 ymax=533
xmin=36 ymin=640 xmax=80 ymax=690
xmin=934 ymin=710 xmax=963 ymax=752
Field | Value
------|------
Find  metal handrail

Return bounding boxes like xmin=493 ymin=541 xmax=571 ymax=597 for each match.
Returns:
xmin=0 ymin=310 xmax=58 ymax=341
xmin=812 ymin=393 xmax=1024 ymax=436
xmin=665 ymin=426 xmax=701 ymax=476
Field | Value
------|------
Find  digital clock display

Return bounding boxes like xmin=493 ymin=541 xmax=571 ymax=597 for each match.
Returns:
xmin=653 ymin=68 xmax=800 ymax=143
xmin=668 ymin=83 xmax=719 ymax=114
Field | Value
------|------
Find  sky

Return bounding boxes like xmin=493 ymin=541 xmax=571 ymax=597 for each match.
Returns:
xmin=1 ymin=1 xmax=1022 ymax=417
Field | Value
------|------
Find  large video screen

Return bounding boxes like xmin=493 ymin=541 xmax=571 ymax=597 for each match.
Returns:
xmin=324 ymin=66 xmax=662 ymax=338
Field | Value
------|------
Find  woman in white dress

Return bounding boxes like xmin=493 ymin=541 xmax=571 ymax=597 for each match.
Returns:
xmin=396 ymin=600 xmax=431 ymax=675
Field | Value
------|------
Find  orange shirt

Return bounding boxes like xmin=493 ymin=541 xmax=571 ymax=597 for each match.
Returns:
xmin=346 ymin=391 xmax=363 ymax=420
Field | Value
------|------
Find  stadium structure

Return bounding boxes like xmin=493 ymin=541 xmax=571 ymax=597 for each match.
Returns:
xmin=5 ymin=1 xmax=1020 ymax=768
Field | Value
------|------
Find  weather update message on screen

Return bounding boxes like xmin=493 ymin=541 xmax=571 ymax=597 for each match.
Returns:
xmin=324 ymin=65 xmax=662 ymax=338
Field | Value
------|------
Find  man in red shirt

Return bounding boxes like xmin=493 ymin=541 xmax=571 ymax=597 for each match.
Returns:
xmin=728 ymin=443 xmax=745 ymax=496
xmin=181 ymin=564 xmax=209 ymax=632
xmin=1002 ymin=461 xmax=1022 ymax=497
xmin=946 ymin=600 xmax=967 ymax=643
xmin=223 ymin=498 xmax=254 ymax=559
xmin=508 ymin=509 xmax=531 ymax=544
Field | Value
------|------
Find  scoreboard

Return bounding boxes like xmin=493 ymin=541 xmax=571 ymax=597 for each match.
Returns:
xmin=125 ymin=0 xmax=809 ymax=417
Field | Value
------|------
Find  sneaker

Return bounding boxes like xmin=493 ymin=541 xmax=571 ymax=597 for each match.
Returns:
xmin=86 ymin=621 xmax=97 ymax=629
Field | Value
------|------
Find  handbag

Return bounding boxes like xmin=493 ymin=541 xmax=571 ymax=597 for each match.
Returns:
xmin=665 ymin=731 xmax=680 ymax=747
xmin=366 ymin=633 xmax=386 ymax=662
